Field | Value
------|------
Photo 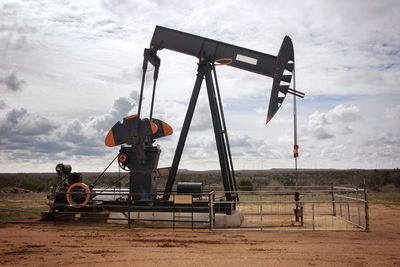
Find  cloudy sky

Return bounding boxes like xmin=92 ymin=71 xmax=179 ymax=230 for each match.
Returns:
xmin=1 ymin=0 xmax=399 ymax=173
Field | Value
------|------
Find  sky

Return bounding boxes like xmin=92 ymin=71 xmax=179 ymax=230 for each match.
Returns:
xmin=0 ymin=0 xmax=399 ymax=173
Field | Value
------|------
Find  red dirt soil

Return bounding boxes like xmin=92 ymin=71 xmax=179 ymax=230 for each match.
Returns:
xmin=1 ymin=204 xmax=400 ymax=266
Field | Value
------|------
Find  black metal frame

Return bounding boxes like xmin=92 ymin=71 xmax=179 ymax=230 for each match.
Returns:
xmin=128 ymin=25 xmax=305 ymax=211
xmin=163 ymin=61 xmax=237 ymax=203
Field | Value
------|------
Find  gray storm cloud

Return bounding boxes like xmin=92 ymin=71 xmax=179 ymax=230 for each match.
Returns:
xmin=0 ymin=71 xmax=24 ymax=92
xmin=1 ymin=108 xmax=57 ymax=137
xmin=90 ymin=94 xmax=138 ymax=132
xmin=0 ymin=91 xmax=140 ymax=163
xmin=5 ymin=107 xmax=27 ymax=124
xmin=0 ymin=108 xmax=59 ymax=158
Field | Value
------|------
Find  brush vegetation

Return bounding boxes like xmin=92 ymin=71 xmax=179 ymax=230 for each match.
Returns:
xmin=1 ymin=169 xmax=400 ymax=192
xmin=1 ymin=169 xmax=400 ymax=225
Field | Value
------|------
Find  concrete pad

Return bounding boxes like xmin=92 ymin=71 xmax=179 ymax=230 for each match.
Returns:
xmin=215 ymin=210 xmax=244 ymax=227
xmin=107 ymin=211 xmax=210 ymax=225
xmin=107 ymin=210 xmax=244 ymax=227
xmin=49 ymin=209 xmax=244 ymax=228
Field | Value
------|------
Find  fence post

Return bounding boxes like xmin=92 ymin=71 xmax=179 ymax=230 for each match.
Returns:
xmin=259 ymin=191 xmax=263 ymax=231
xmin=128 ymin=194 xmax=131 ymax=229
xmin=208 ymin=192 xmax=211 ymax=231
xmin=331 ymin=183 xmax=336 ymax=216
xmin=347 ymin=201 xmax=350 ymax=221
xmin=191 ymin=201 xmax=194 ymax=231
xmin=356 ymin=188 xmax=361 ymax=226
xmin=173 ymin=199 xmax=176 ymax=230
xmin=312 ymin=192 xmax=315 ymax=231
xmin=210 ymin=191 xmax=214 ymax=230
xmin=363 ymin=182 xmax=369 ymax=232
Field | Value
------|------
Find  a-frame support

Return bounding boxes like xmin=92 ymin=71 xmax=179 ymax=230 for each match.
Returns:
xmin=163 ymin=61 xmax=237 ymax=203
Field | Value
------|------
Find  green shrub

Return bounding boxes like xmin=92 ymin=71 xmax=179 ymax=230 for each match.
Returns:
xmin=283 ymin=179 xmax=296 ymax=186
xmin=16 ymin=176 xmax=45 ymax=192
xmin=237 ymin=178 xmax=253 ymax=191
xmin=392 ymin=171 xmax=400 ymax=188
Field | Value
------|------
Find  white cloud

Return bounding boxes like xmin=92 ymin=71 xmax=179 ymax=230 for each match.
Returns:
xmin=385 ymin=104 xmax=400 ymax=119
xmin=306 ymin=104 xmax=361 ymax=140
xmin=325 ymin=104 xmax=361 ymax=123
xmin=360 ymin=132 xmax=400 ymax=166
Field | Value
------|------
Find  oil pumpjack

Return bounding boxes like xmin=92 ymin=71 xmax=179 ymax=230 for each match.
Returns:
xmin=47 ymin=26 xmax=304 ymax=216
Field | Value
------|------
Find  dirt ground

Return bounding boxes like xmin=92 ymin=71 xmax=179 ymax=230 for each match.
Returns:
xmin=0 ymin=204 xmax=399 ymax=266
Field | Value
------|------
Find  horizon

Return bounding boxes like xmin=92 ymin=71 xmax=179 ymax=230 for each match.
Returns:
xmin=1 ymin=167 xmax=397 ymax=175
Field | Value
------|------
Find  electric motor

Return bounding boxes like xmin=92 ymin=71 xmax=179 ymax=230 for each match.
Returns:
xmin=56 ymin=163 xmax=72 ymax=175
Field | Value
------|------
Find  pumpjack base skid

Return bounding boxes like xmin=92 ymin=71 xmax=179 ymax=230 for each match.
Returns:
xmin=50 ymin=199 xmax=232 ymax=214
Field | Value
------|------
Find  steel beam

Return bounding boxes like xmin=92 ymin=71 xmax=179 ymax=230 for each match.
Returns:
xmin=163 ymin=63 xmax=204 ymax=200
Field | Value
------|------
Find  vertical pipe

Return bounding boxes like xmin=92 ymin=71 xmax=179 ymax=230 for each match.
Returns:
xmin=312 ymin=192 xmax=315 ymax=231
xmin=292 ymin=68 xmax=298 ymax=188
xmin=137 ymin=53 xmax=148 ymax=119
xmin=149 ymin=65 xmax=159 ymax=121
xmin=292 ymin=66 xmax=301 ymax=224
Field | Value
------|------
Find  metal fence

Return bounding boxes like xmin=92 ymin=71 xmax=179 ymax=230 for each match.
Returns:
xmin=50 ymin=186 xmax=369 ymax=231
xmin=51 ymin=191 xmax=213 ymax=230
xmin=210 ymin=186 xmax=369 ymax=231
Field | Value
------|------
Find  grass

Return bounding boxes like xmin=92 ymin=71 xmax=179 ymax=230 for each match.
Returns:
xmin=368 ymin=193 xmax=400 ymax=205
xmin=0 ymin=192 xmax=145 ymax=231
xmin=221 ymin=191 xmax=400 ymax=205
xmin=0 ymin=192 xmax=48 ymax=226
xmin=230 ymin=192 xmax=352 ymax=202
xmin=0 ymin=191 xmax=399 ymax=228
